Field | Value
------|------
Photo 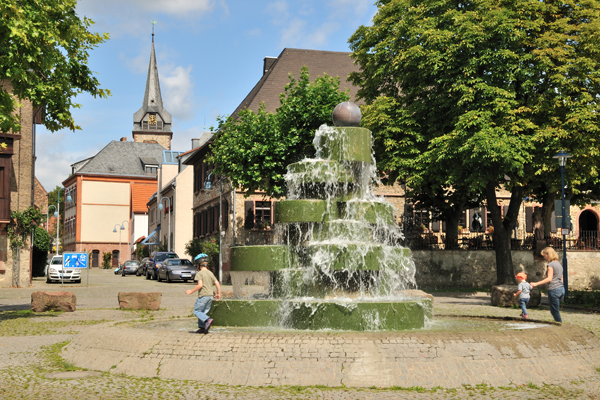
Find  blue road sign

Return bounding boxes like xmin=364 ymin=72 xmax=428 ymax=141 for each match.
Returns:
xmin=63 ymin=252 xmax=88 ymax=269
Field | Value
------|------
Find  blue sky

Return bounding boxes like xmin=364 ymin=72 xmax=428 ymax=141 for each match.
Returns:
xmin=36 ymin=0 xmax=377 ymax=191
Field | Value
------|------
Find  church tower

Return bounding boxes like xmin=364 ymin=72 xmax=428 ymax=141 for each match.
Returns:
xmin=132 ymin=35 xmax=172 ymax=150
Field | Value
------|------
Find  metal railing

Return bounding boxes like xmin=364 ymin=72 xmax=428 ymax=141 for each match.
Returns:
xmin=405 ymin=230 xmax=599 ymax=251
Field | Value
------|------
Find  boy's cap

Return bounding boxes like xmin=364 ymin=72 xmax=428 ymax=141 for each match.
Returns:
xmin=515 ymin=272 xmax=527 ymax=280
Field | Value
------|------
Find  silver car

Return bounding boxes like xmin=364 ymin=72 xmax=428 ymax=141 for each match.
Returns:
xmin=157 ymin=259 xmax=197 ymax=283
xmin=46 ymin=255 xmax=82 ymax=283
xmin=121 ymin=260 xmax=140 ymax=276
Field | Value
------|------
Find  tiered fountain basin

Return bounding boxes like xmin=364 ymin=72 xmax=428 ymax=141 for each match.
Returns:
xmin=209 ymin=298 xmax=429 ymax=331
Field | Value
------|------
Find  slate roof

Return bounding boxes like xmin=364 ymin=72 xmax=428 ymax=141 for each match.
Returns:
xmin=71 ymin=141 xmax=165 ymax=177
xmin=231 ymin=48 xmax=361 ymax=119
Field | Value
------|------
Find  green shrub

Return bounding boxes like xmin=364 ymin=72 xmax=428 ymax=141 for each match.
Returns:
xmin=102 ymin=252 xmax=112 ymax=269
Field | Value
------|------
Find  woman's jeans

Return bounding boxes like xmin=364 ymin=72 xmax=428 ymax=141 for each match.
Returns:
xmin=519 ymin=298 xmax=529 ymax=315
xmin=548 ymin=287 xmax=565 ymax=322
xmin=193 ymin=296 xmax=213 ymax=328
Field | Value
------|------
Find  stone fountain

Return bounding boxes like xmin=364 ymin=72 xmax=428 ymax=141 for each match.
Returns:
xmin=212 ymin=102 xmax=431 ymax=330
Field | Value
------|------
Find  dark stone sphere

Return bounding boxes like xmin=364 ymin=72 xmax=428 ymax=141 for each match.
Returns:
xmin=332 ymin=102 xmax=361 ymax=127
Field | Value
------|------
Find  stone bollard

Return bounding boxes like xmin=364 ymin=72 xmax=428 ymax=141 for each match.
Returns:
xmin=31 ymin=291 xmax=77 ymax=312
xmin=491 ymin=285 xmax=541 ymax=308
xmin=118 ymin=292 xmax=162 ymax=310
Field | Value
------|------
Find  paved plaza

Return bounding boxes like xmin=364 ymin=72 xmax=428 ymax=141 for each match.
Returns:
xmin=1 ymin=269 xmax=600 ymax=399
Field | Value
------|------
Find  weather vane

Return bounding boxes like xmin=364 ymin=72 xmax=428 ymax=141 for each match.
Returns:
xmin=151 ymin=20 xmax=157 ymax=42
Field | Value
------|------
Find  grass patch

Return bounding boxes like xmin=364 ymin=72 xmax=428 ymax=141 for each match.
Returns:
xmin=0 ymin=311 xmax=106 ymax=336
xmin=42 ymin=341 xmax=81 ymax=372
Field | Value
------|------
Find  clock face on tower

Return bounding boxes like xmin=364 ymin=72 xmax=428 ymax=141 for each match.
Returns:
xmin=148 ymin=115 xmax=157 ymax=125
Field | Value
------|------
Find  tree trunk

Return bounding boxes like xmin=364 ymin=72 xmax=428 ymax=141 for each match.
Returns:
xmin=542 ymin=192 xmax=556 ymax=237
xmin=485 ymin=182 xmax=523 ymax=285
xmin=11 ymin=246 xmax=20 ymax=288
xmin=444 ymin=210 xmax=462 ymax=249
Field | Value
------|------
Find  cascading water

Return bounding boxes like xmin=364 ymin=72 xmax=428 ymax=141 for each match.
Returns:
xmin=222 ymin=102 xmax=431 ymax=331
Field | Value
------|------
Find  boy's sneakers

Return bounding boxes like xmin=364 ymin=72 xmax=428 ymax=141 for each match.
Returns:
xmin=204 ymin=318 xmax=213 ymax=334
xmin=195 ymin=328 xmax=205 ymax=334
xmin=519 ymin=313 xmax=524 ymax=318
xmin=521 ymin=314 xmax=529 ymax=319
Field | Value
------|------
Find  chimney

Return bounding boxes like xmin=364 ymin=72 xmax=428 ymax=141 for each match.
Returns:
xmin=263 ymin=57 xmax=277 ymax=75
xmin=191 ymin=138 xmax=200 ymax=149
xmin=120 ymin=137 xmax=127 ymax=142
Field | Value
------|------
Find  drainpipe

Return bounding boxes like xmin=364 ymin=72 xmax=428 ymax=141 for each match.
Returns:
xmin=30 ymin=104 xmax=44 ymax=285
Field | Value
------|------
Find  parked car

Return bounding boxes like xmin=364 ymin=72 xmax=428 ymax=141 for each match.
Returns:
xmin=157 ymin=258 xmax=196 ymax=282
xmin=46 ymin=255 xmax=82 ymax=283
xmin=137 ymin=257 xmax=149 ymax=276
xmin=121 ymin=260 xmax=140 ymax=276
xmin=145 ymin=252 xmax=179 ymax=280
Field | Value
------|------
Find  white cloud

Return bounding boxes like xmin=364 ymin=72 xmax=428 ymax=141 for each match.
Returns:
xmin=306 ymin=22 xmax=340 ymax=47
xmin=280 ymin=19 xmax=307 ymax=46
xmin=327 ymin=0 xmax=371 ymax=17
xmin=267 ymin=1 xmax=290 ymax=23
xmin=76 ymin=0 xmax=224 ymax=39
xmin=245 ymin=28 xmax=262 ymax=38
xmin=162 ymin=65 xmax=195 ymax=121
xmin=170 ymin=126 xmax=205 ymax=152
xmin=35 ymin=132 xmax=98 ymax=191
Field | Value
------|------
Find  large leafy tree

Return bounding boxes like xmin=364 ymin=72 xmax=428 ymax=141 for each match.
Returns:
xmin=211 ymin=66 xmax=349 ymax=198
xmin=349 ymin=0 xmax=600 ymax=284
xmin=0 ymin=0 xmax=110 ymax=133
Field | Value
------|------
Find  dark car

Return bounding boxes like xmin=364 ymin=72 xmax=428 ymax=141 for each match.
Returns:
xmin=121 ymin=260 xmax=140 ymax=276
xmin=157 ymin=258 xmax=196 ymax=283
xmin=136 ymin=257 xmax=149 ymax=276
xmin=145 ymin=251 xmax=179 ymax=280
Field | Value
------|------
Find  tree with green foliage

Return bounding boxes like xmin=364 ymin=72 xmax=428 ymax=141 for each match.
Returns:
xmin=349 ymin=0 xmax=600 ymax=284
xmin=0 ymin=0 xmax=110 ymax=133
xmin=185 ymin=238 xmax=219 ymax=267
xmin=8 ymin=207 xmax=43 ymax=287
xmin=210 ymin=66 xmax=350 ymax=198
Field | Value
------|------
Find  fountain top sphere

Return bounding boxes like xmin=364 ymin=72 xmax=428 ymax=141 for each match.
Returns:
xmin=332 ymin=102 xmax=361 ymax=127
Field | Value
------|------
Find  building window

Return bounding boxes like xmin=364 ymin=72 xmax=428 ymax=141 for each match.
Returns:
xmin=145 ymin=165 xmax=158 ymax=175
xmin=163 ymin=151 xmax=182 ymax=164
xmin=244 ymin=200 xmax=273 ymax=229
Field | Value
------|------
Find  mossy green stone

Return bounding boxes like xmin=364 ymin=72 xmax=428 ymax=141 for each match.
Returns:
xmin=209 ymin=299 xmax=429 ymax=330
xmin=230 ymin=246 xmax=292 ymax=271
xmin=209 ymin=300 xmax=281 ymax=327
xmin=275 ymin=200 xmax=337 ymax=223
xmin=343 ymin=201 xmax=395 ymax=225
xmin=287 ymin=160 xmax=354 ymax=183
xmin=316 ymin=127 xmax=373 ymax=163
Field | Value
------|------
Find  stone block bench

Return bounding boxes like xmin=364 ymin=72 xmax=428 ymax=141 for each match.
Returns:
xmin=31 ymin=291 xmax=77 ymax=312
xmin=118 ymin=292 xmax=162 ymax=310
xmin=491 ymin=284 xmax=541 ymax=308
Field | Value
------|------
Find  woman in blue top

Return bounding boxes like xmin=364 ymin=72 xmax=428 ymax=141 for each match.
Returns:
xmin=531 ymin=247 xmax=564 ymax=322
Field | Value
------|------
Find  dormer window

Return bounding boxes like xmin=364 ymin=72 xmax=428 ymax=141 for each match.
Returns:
xmin=145 ymin=165 xmax=158 ymax=175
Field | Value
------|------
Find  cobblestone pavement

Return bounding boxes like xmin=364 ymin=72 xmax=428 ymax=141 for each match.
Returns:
xmin=1 ymin=270 xmax=600 ymax=399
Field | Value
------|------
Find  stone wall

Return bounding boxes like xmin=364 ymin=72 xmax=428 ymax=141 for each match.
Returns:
xmin=413 ymin=249 xmax=600 ymax=290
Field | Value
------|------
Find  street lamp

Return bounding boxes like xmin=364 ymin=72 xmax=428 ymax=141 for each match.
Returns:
xmin=46 ymin=205 xmax=57 ymax=232
xmin=553 ymin=150 xmax=572 ymax=298
xmin=204 ymin=172 xmax=223 ymax=282
xmin=113 ymin=223 xmax=123 ymax=267
xmin=158 ymin=197 xmax=171 ymax=252
xmin=121 ymin=220 xmax=130 ymax=261
xmin=55 ymin=188 xmax=73 ymax=255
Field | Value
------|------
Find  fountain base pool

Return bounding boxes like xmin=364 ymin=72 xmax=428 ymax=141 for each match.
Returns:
xmin=209 ymin=298 xmax=431 ymax=331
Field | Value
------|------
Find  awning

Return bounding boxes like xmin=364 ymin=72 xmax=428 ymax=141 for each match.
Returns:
xmin=141 ymin=226 xmax=160 ymax=245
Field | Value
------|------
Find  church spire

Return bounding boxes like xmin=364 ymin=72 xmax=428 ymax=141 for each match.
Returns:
xmin=132 ymin=28 xmax=173 ymax=150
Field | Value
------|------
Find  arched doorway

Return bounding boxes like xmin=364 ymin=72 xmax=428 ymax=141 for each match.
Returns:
xmin=111 ymin=250 xmax=120 ymax=268
xmin=578 ymin=210 xmax=598 ymax=249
